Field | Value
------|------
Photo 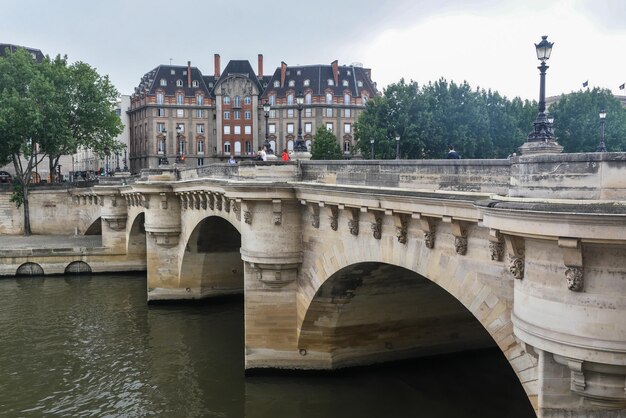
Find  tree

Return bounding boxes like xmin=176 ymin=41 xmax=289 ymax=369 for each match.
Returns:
xmin=311 ymin=126 xmax=343 ymax=160
xmin=0 ymin=48 xmax=122 ymax=235
xmin=548 ymin=88 xmax=626 ymax=153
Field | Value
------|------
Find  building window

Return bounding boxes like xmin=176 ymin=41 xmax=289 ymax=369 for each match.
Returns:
xmin=269 ymin=95 xmax=276 ymax=106
xmin=197 ymin=124 xmax=204 ymax=134
xmin=287 ymin=123 xmax=294 ymax=134
xmin=269 ymin=124 xmax=276 ymax=134
xmin=304 ymin=79 xmax=310 ymax=87
xmin=224 ymin=141 xmax=231 ymax=154
xmin=325 ymin=108 xmax=333 ymax=117
xmin=305 ymin=108 xmax=312 ymax=117
xmin=234 ymin=96 xmax=241 ymax=107
xmin=342 ymin=80 xmax=349 ymax=87
xmin=197 ymin=140 xmax=204 ymax=154
xmin=158 ymin=138 xmax=165 ymax=154
xmin=178 ymin=139 xmax=186 ymax=156
xmin=157 ymin=123 xmax=166 ymax=133
xmin=157 ymin=108 xmax=165 ymax=117
xmin=234 ymin=126 xmax=241 ymax=135
xmin=326 ymin=123 xmax=333 ymax=132
xmin=344 ymin=140 xmax=351 ymax=152
xmin=273 ymin=80 xmax=280 ymax=87
xmin=197 ymin=158 xmax=204 ymax=166
xmin=160 ymin=79 xmax=167 ymax=86
xmin=347 ymin=70 xmax=351 ymax=76
xmin=234 ymin=110 xmax=241 ymax=120
xmin=357 ymin=81 xmax=363 ymax=87
xmin=244 ymin=125 xmax=252 ymax=135
xmin=224 ymin=126 xmax=231 ymax=135
xmin=344 ymin=123 xmax=351 ymax=133
xmin=305 ymin=122 xmax=312 ymax=133
xmin=245 ymin=141 xmax=252 ymax=154
xmin=177 ymin=109 xmax=184 ymax=117
xmin=176 ymin=80 xmax=183 ymax=87
xmin=176 ymin=123 xmax=184 ymax=133
xmin=328 ymin=79 xmax=334 ymax=86
xmin=157 ymin=93 xmax=164 ymax=105
xmin=344 ymin=94 xmax=350 ymax=105
xmin=244 ymin=96 xmax=251 ymax=105
xmin=287 ymin=139 xmax=294 ymax=151
xmin=305 ymin=93 xmax=312 ymax=105
xmin=362 ymin=95 xmax=369 ymax=104
xmin=244 ymin=111 xmax=251 ymax=120
xmin=170 ymin=69 xmax=175 ymax=75
xmin=326 ymin=93 xmax=333 ymax=104
xmin=234 ymin=141 xmax=242 ymax=155
xmin=224 ymin=111 xmax=230 ymax=120
xmin=287 ymin=109 xmax=294 ymax=118
xmin=288 ymin=80 xmax=295 ymax=87
xmin=287 ymin=94 xmax=294 ymax=105
xmin=192 ymin=80 xmax=199 ymax=87
xmin=345 ymin=108 xmax=351 ymax=118
xmin=196 ymin=109 xmax=203 ymax=118
xmin=269 ymin=109 xmax=277 ymax=118
xmin=197 ymin=95 xmax=203 ymax=105
xmin=177 ymin=93 xmax=184 ymax=105
xmin=223 ymin=96 xmax=231 ymax=105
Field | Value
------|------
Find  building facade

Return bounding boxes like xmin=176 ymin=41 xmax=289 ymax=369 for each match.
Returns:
xmin=127 ymin=55 xmax=378 ymax=173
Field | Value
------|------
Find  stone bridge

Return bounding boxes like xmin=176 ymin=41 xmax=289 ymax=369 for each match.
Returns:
xmin=19 ymin=155 xmax=626 ymax=416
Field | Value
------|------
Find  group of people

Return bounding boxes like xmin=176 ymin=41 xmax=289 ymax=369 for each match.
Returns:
xmin=227 ymin=145 xmax=291 ymax=165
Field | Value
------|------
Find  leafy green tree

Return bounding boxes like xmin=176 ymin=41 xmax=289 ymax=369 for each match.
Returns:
xmin=311 ymin=126 xmax=343 ymax=160
xmin=548 ymin=88 xmax=626 ymax=152
xmin=0 ymin=48 xmax=122 ymax=235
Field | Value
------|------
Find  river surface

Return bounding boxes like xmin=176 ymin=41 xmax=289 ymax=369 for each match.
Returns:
xmin=0 ymin=274 xmax=535 ymax=417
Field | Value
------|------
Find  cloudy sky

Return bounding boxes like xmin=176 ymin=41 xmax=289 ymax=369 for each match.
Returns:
xmin=4 ymin=0 xmax=625 ymax=100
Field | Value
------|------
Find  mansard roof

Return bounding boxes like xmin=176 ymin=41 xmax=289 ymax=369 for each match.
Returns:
xmin=213 ymin=60 xmax=264 ymax=95
xmin=0 ymin=43 xmax=45 ymax=62
xmin=133 ymin=64 xmax=212 ymax=97
xmin=262 ymin=62 xmax=378 ymax=98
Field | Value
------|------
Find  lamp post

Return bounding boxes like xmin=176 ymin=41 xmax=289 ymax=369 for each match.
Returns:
xmin=176 ymin=126 xmax=185 ymax=163
xmin=263 ymin=100 xmax=273 ymax=154
xmin=123 ymin=149 xmax=128 ymax=172
xmin=528 ymin=35 xmax=554 ymax=142
xmin=115 ymin=151 xmax=121 ymax=172
xmin=597 ymin=109 xmax=607 ymax=152
xmin=104 ymin=146 xmax=110 ymax=175
xmin=160 ymin=129 xmax=169 ymax=165
xmin=294 ymin=91 xmax=307 ymax=152
xmin=370 ymin=139 xmax=375 ymax=160
xmin=395 ymin=135 xmax=400 ymax=160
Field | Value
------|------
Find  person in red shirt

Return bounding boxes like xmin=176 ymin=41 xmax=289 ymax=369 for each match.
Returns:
xmin=281 ymin=149 xmax=290 ymax=161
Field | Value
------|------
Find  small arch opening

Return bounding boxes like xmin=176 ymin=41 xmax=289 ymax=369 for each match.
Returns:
xmin=64 ymin=261 xmax=92 ymax=274
xmin=16 ymin=262 xmax=44 ymax=276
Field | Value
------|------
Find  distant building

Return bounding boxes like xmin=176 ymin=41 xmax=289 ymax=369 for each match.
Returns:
xmin=546 ymin=94 xmax=626 ymax=109
xmin=128 ymin=55 xmax=378 ymax=173
xmin=0 ymin=43 xmax=44 ymax=62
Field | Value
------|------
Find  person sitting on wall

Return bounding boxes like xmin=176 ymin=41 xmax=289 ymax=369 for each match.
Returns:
xmin=228 ymin=154 xmax=237 ymax=164
xmin=281 ymin=148 xmax=290 ymax=161
xmin=447 ymin=145 xmax=460 ymax=159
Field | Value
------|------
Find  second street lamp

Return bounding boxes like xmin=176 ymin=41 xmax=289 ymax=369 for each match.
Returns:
xmin=528 ymin=35 xmax=554 ymax=142
xmin=263 ymin=100 xmax=273 ymax=154
xmin=395 ymin=135 xmax=400 ymax=160
xmin=597 ymin=109 xmax=607 ymax=152
xmin=294 ymin=91 xmax=307 ymax=152
xmin=370 ymin=139 xmax=375 ymax=159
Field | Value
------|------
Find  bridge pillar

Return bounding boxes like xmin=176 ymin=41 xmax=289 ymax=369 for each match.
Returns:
xmin=239 ymin=197 xmax=303 ymax=370
xmin=94 ymin=186 xmax=128 ymax=252
xmin=138 ymin=185 xmax=183 ymax=301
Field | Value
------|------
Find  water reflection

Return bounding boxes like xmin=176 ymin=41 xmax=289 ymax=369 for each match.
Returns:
xmin=0 ymin=275 xmax=534 ymax=418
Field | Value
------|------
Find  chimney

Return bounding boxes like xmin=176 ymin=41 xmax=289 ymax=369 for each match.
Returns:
xmin=331 ymin=60 xmax=339 ymax=86
xmin=280 ymin=61 xmax=287 ymax=88
xmin=258 ymin=54 xmax=264 ymax=78
xmin=187 ymin=61 xmax=192 ymax=87
xmin=214 ymin=54 xmax=221 ymax=78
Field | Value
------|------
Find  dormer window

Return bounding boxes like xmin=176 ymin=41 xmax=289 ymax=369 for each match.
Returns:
xmin=209 ymin=82 xmax=214 ymax=88
xmin=303 ymin=79 xmax=310 ymax=87
xmin=170 ymin=69 xmax=175 ymax=75
xmin=176 ymin=79 xmax=183 ymax=87
xmin=357 ymin=80 xmax=363 ymax=87
xmin=342 ymin=80 xmax=349 ymax=87
xmin=274 ymin=80 xmax=280 ymax=88
xmin=347 ymin=70 xmax=351 ymax=76
xmin=288 ymin=80 xmax=295 ymax=87
xmin=327 ymin=79 xmax=334 ymax=86
xmin=192 ymin=80 xmax=199 ymax=87
xmin=296 ymin=70 xmax=301 ymax=76
xmin=160 ymin=79 xmax=167 ymax=86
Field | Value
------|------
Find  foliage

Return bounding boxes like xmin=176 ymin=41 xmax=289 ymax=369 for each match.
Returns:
xmin=548 ymin=88 xmax=626 ymax=152
xmin=10 ymin=181 xmax=23 ymax=208
xmin=355 ymin=78 xmax=539 ymax=159
xmin=0 ymin=47 xmax=122 ymax=234
xmin=311 ymin=126 xmax=343 ymax=160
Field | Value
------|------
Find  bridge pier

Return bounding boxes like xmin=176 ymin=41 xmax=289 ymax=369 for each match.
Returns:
xmin=95 ymin=186 xmax=128 ymax=252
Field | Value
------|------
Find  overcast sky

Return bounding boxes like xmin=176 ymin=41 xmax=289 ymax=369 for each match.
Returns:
xmin=3 ymin=0 xmax=625 ymax=100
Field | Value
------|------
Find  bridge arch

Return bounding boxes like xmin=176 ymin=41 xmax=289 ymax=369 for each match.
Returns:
xmin=126 ymin=211 xmax=146 ymax=256
xmin=84 ymin=217 xmax=102 ymax=235
xmin=178 ymin=214 xmax=244 ymax=298
xmin=297 ymin=233 xmax=538 ymax=407
xmin=65 ymin=261 xmax=92 ymax=274
xmin=16 ymin=262 xmax=44 ymax=276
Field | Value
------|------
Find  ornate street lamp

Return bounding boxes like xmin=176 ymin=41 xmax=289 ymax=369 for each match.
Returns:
xmin=395 ymin=135 xmax=400 ymax=160
xmin=176 ymin=126 xmax=185 ymax=163
xmin=115 ymin=151 xmax=121 ymax=172
xmin=104 ymin=146 xmax=110 ymax=175
xmin=597 ymin=109 xmax=607 ymax=152
xmin=294 ymin=91 xmax=307 ymax=152
xmin=123 ymin=148 xmax=128 ymax=172
xmin=528 ymin=35 xmax=554 ymax=142
xmin=160 ymin=129 xmax=169 ymax=165
xmin=370 ymin=139 xmax=375 ymax=159
xmin=263 ymin=100 xmax=272 ymax=154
